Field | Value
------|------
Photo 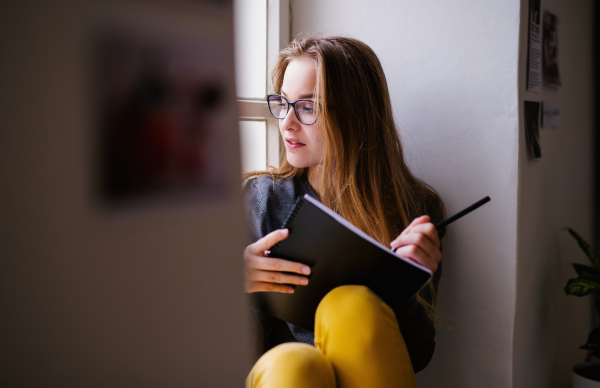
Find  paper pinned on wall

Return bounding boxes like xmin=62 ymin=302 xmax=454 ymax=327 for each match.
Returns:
xmin=526 ymin=0 xmax=542 ymax=93
xmin=524 ymin=100 xmax=542 ymax=160
xmin=542 ymin=101 xmax=562 ymax=127
xmin=542 ymin=10 xmax=562 ymax=87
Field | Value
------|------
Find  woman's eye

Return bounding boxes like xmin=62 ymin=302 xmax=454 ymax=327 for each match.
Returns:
xmin=302 ymin=107 xmax=314 ymax=113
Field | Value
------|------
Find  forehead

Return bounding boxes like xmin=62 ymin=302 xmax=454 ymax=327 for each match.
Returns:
xmin=281 ymin=57 xmax=317 ymax=98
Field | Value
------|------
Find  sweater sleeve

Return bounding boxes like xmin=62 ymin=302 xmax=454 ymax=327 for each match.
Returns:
xmin=243 ymin=178 xmax=270 ymax=243
xmin=242 ymin=177 xmax=300 ymax=359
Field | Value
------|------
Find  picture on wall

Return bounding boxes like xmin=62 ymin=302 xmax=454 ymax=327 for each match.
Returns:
xmin=542 ymin=101 xmax=562 ymax=127
xmin=524 ymin=100 xmax=542 ymax=160
xmin=93 ymin=11 xmax=233 ymax=206
xmin=542 ymin=10 xmax=561 ymax=87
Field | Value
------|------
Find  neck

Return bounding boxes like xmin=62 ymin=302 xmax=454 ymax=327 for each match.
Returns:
xmin=307 ymin=165 xmax=323 ymax=194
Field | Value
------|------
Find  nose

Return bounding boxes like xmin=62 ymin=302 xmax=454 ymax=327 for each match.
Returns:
xmin=280 ymin=104 xmax=301 ymax=130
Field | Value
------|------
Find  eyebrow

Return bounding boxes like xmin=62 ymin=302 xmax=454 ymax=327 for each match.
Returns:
xmin=280 ymin=90 xmax=315 ymax=100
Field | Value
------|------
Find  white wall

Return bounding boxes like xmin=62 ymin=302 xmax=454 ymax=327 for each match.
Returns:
xmin=291 ymin=1 xmax=521 ymax=386
xmin=513 ymin=1 xmax=595 ymax=387
xmin=0 ymin=1 xmax=250 ymax=386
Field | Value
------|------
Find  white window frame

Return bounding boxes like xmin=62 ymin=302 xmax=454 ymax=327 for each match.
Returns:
xmin=237 ymin=0 xmax=290 ymax=169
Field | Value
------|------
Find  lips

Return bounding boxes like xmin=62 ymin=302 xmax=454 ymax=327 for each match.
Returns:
xmin=285 ymin=137 xmax=305 ymax=149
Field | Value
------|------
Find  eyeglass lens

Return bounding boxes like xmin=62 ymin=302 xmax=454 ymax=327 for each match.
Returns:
xmin=268 ymin=95 xmax=316 ymax=124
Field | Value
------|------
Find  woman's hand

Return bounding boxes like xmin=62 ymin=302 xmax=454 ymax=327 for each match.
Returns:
xmin=390 ymin=216 xmax=442 ymax=272
xmin=244 ymin=229 xmax=311 ymax=294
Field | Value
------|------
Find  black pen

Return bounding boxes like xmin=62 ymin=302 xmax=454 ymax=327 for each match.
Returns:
xmin=435 ymin=196 xmax=491 ymax=231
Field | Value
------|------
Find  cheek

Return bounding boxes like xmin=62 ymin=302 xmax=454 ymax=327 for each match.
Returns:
xmin=312 ymin=125 xmax=325 ymax=152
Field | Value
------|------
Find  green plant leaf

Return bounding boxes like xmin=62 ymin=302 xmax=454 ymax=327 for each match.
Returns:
xmin=573 ymin=263 xmax=600 ymax=280
xmin=566 ymin=228 xmax=600 ymax=270
xmin=565 ymin=277 xmax=600 ymax=297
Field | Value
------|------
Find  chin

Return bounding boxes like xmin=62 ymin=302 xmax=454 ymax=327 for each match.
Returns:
xmin=287 ymin=160 xmax=309 ymax=168
xmin=286 ymin=156 xmax=313 ymax=169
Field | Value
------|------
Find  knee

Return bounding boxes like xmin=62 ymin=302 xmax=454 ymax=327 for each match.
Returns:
xmin=321 ymin=285 xmax=375 ymax=304
xmin=318 ymin=285 xmax=389 ymax=320
xmin=315 ymin=285 xmax=399 ymax=337
xmin=247 ymin=343 xmax=335 ymax=388
xmin=264 ymin=343 xmax=328 ymax=372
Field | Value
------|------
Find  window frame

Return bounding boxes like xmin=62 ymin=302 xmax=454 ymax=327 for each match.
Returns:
xmin=237 ymin=0 xmax=290 ymax=170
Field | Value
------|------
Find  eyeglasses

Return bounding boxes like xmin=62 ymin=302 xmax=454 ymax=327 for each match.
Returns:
xmin=267 ymin=94 xmax=318 ymax=125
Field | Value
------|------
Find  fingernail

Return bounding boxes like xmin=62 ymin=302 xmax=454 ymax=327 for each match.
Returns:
xmin=300 ymin=278 xmax=308 ymax=285
xmin=281 ymin=229 xmax=289 ymax=234
xmin=287 ymin=288 xmax=294 ymax=294
xmin=302 ymin=266 xmax=310 ymax=275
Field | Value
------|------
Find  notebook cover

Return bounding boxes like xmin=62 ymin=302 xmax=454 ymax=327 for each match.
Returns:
xmin=251 ymin=194 xmax=432 ymax=331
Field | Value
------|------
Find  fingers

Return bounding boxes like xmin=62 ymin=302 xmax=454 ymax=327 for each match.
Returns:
xmin=391 ymin=230 xmax=438 ymax=255
xmin=244 ymin=256 xmax=310 ymax=293
xmin=397 ymin=215 xmax=432 ymax=236
xmin=248 ymin=229 xmax=290 ymax=254
xmin=391 ymin=216 xmax=438 ymax=245
xmin=390 ymin=216 xmax=442 ymax=273
xmin=247 ymin=281 xmax=296 ymax=294
xmin=395 ymin=243 xmax=441 ymax=272
xmin=245 ymin=267 xmax=308 ymax=293
xmin=245 ymin=255 xmax=311 ymax=276
xmin=391 ymin=220 xmax=440 ymax=250
xmin=249 ymin=269 xmax=309 ymax=285
xmin=244 ymin=229 xmax=311 ymax=294
xmin=245 ymin=268 xmax=309 ymax=293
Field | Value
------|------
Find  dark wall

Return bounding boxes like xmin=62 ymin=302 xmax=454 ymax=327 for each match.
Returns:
xmin=596 ymin=1 xmax=600 ymax=251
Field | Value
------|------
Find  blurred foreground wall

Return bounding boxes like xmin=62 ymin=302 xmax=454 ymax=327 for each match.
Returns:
xmin=0 ymin=1 xmax=250 ymax=386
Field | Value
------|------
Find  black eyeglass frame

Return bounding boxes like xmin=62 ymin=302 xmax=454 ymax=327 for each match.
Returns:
xmin=266 ymin=94 xmax=319 ymax=125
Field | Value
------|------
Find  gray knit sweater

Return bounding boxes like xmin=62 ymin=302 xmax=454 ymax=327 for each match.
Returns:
xmin=243 ymin=173 xmax=445 ymax=373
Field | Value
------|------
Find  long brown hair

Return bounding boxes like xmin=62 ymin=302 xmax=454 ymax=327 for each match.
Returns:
xmin=245 ymin=36 xmax=444 ymax=319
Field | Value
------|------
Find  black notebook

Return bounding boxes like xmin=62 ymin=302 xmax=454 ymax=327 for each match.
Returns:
xmin=251 ymin=194 xmax=433 ymax=331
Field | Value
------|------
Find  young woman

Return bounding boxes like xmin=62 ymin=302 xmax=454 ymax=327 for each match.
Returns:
xmin=243 ymin=36 xmax=445 ymax=388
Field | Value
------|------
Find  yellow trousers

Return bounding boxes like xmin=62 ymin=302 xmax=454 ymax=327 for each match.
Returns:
xmin=247 ymin=285 xmax=418 ymax=388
